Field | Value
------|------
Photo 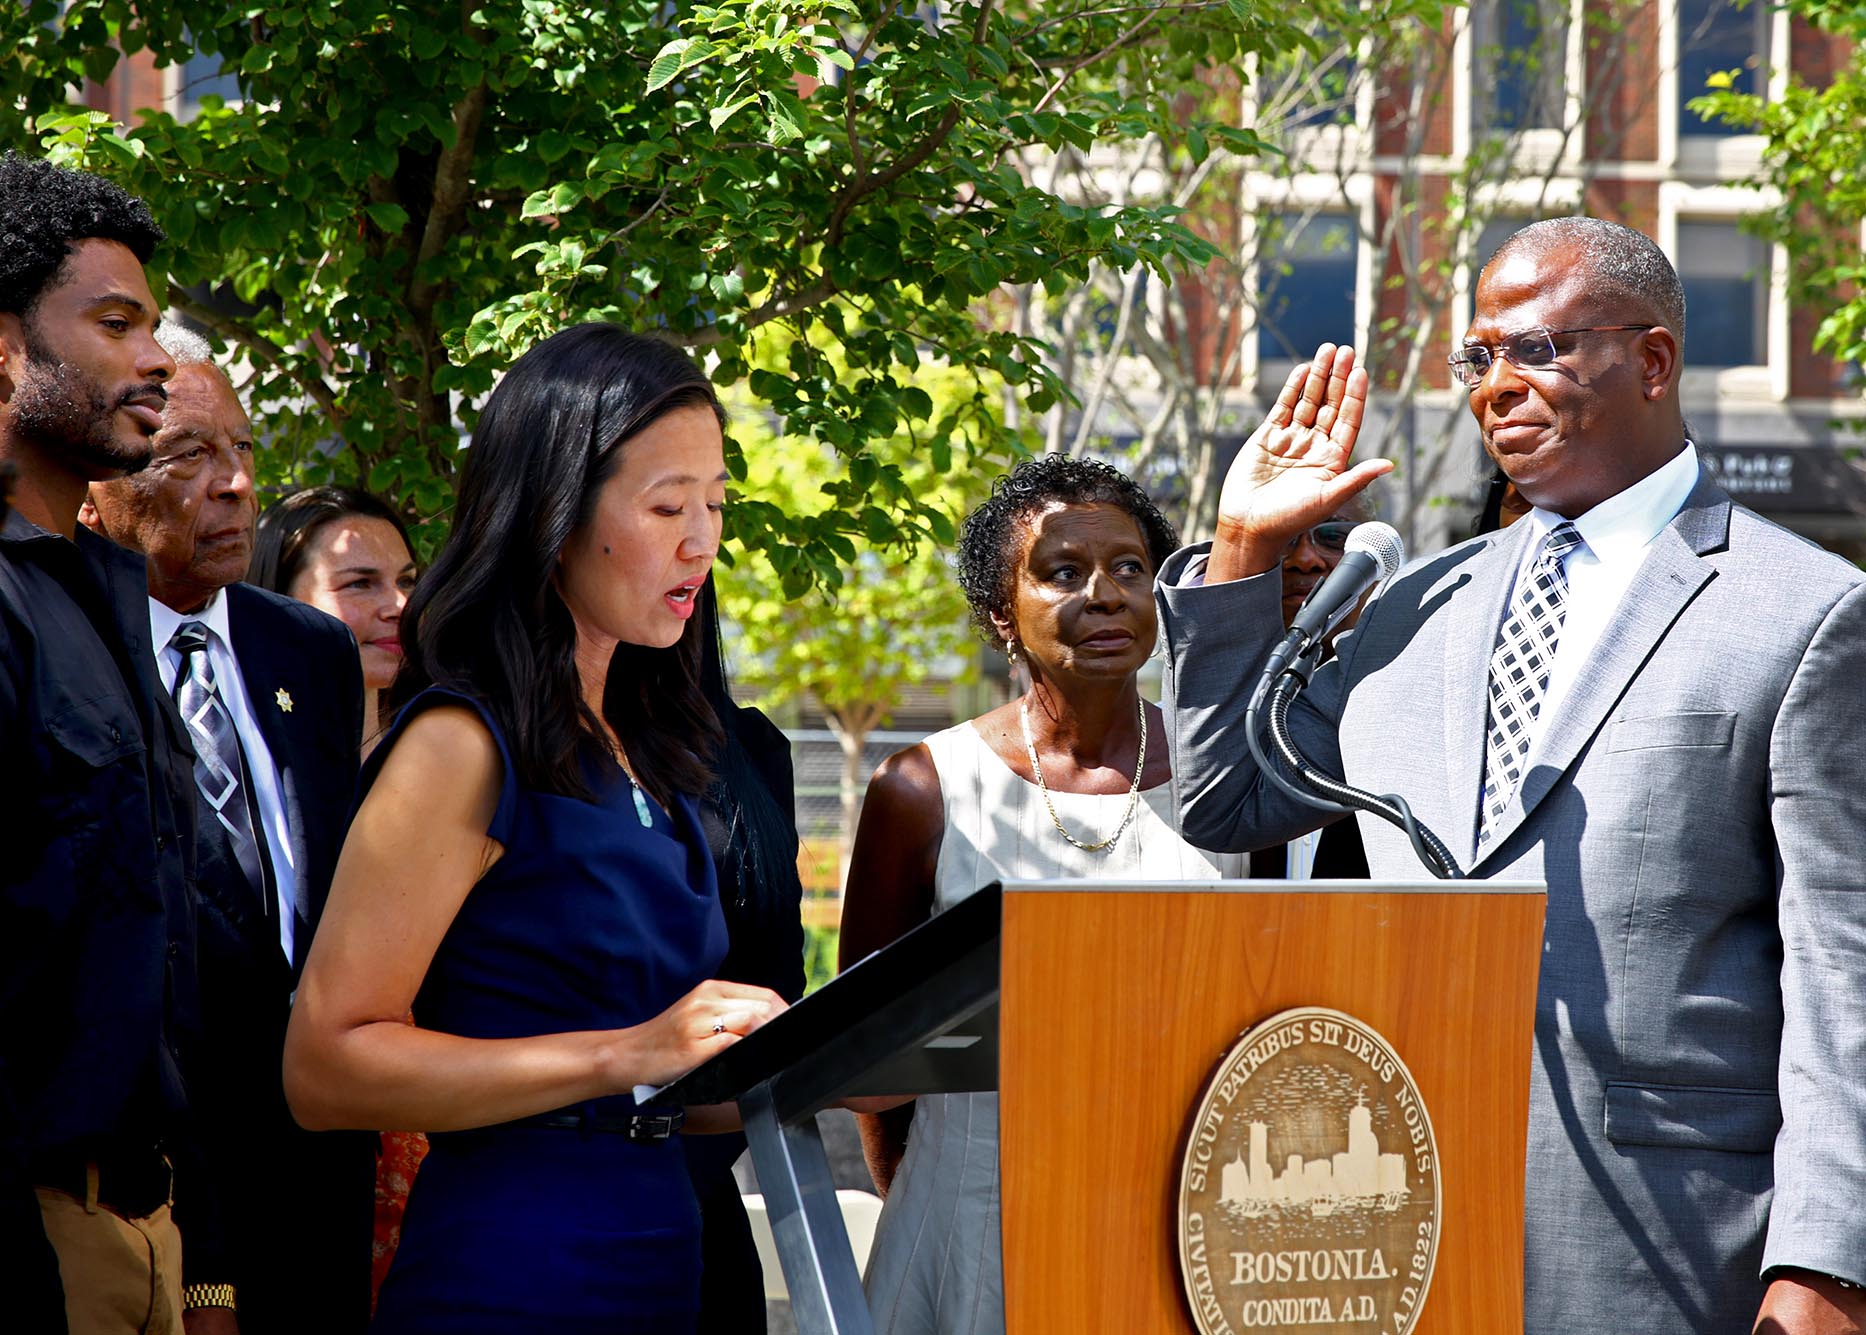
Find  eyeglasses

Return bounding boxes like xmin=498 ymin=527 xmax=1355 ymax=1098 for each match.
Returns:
xmin=1447 ymin=325 xmax=1653 ymax=389
xmin=1283 ymin=522 xmax=1355 ymax=555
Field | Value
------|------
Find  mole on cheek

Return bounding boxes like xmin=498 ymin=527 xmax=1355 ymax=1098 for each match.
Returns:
xmin=603 ymin=545 xmax=612 ymax=555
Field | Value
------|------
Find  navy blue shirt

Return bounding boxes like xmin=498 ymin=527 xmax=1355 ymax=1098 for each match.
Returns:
xmin=0 ymin=510 xmax=197 ymax=1166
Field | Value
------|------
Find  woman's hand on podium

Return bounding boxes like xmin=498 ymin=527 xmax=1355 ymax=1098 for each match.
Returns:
xmin=619 ymin=979 xmax=788 ymax=1091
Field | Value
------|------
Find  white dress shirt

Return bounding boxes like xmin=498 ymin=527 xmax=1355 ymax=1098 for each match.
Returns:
xmin=1506 ymin=441 xmax=1701 ymax=768
xmin=152 ymin=591 xmax=299 ymax=963
xmin=1285 ymin=829 xmax=1321 ymax=880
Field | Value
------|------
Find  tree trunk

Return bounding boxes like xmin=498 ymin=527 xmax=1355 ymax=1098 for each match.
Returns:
xmin=824 ymin=702 xmax=884 ymax=904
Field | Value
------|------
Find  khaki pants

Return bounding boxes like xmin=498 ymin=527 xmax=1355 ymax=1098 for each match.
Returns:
xmin=36 ymin=1169 xmax=184 ymax=1335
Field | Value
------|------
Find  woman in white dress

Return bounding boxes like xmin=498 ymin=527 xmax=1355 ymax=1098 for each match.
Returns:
xmin=839 ymin=455 xmax=1245 ymax=1335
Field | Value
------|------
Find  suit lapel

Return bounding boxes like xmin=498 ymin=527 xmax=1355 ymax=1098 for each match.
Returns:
xmin=1470 ymin=480 xmax=1730 ymax=868
xmin=228 ymin=587 xmax=312 ymax=932
xmin=1442 ymin=526 xmax=1527 ymax=868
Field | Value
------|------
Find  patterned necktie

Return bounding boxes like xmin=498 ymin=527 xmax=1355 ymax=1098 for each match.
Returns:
xmin=1478 ymin=522 xmax=1584 ymax=845
xmin=171 ymin=620 xmax=273 ymax=915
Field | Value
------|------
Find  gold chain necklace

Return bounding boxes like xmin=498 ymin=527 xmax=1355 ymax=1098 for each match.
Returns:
xmin=1019 ymin=692 xmax=1147 ymax=853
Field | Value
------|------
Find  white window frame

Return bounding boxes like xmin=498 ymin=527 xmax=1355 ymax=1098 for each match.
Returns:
xmin=1452 ymin=0 xmax=1587 ymax=175
xmin=1237 ymin=175 xmax=1375 ymax=396
xmin=1659 ymin=0 xmax=1787 ymax=181
xmin=1658 ymin=184 xmax=1786 ymax=401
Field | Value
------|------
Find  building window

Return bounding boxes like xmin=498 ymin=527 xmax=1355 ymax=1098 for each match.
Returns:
xmin=1257 ymin=212 xmax=1358 ymax=363
xmin=1263 ymin=29 xmax=1359 ymax=130
xmin=1675 ymin=221 xmax=1767 ymax=368
xmin=1473 ymin=216 xmax=1534 ymax=274
xmin=1471 ymin=0 xmax=1568 ymax=132
xmin=1677 ymin=0 xmax=1768 ymax=137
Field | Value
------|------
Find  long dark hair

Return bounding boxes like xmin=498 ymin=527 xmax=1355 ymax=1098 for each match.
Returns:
xmin=391 ymin=324 xmax=724 ymax=805
xmin=249 ymin=485 xmax=414 ymax=595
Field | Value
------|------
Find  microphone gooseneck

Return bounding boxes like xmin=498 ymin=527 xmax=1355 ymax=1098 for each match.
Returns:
xmin=1243 ymin=521 xmax=1465 ymax=880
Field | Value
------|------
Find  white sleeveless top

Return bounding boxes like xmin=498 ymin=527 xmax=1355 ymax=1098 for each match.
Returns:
xmin=862 ymin=721 xmax=1243 ymax=1335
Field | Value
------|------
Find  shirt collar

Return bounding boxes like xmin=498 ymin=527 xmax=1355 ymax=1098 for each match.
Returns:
xmin=151 ymin=586 xmax=232 ymax=658
xmin=0 ymin=509 xmax=55 ymax=545
xmin=1521 ymin=441 xmax=1701 ymax=564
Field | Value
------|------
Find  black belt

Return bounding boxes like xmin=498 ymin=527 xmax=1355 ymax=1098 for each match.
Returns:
xmin=516 ymin=1109 xmax=685 ymax=1143
xmin=31 ymin=1147 xmax=172 ymax=1220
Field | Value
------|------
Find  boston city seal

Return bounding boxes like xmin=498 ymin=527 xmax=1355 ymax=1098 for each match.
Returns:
xmin=1176 ymin=1007 xmax=1441 ymax=1335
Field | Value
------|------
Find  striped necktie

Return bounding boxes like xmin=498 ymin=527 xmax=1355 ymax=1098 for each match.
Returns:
xmin=170 ymin=620 xmax=274 ymax=918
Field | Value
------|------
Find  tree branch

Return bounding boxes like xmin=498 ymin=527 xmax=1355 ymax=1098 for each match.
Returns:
xmin=407 ymin=81 xmax=489 ymax=323
xmin=821 ymin=0 xmax=997 ymax=248
xmin=169 ymin=283 xmax=342 ymax=423
xmin=665 ymin=277 xmax=841 ymax=348
xmin=1029 ymin=0 xmax=1222 ymax=36
xmin=1032 ymin=5 xmax=1161 ymax=115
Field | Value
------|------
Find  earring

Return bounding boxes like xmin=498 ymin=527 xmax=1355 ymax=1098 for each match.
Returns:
xmin=1006 ymin=639 xmax=1021 ymax=666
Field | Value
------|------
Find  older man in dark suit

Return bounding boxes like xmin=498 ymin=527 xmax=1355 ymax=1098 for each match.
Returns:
xmin=1160 ymin=218 xmax=1866 ymax=1334
xmin=82 ymin=327 xmax=374 ymax=1335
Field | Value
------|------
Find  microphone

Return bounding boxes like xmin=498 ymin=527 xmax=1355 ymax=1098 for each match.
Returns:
xmin=1287 ymin=521 xmax=1405 ymax=646
xmin=1243 ymin=519 xmax=1462 ymax=877
xmin=1257 ymin=522 xmax=1405 ymax=688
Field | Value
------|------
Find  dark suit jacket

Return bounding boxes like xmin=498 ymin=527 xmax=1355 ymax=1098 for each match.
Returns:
xmin=172 ymin=582 xmax=375 ymax=1333
xmin=689 ymin=703 xmax=806 ymax=1335
xmin=1247 ymin=818 xmax=1370 ymax=880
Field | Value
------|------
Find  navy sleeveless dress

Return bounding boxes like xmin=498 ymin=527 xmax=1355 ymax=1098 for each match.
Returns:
xmin=368 ymin=689 xmax=728 ymax=1333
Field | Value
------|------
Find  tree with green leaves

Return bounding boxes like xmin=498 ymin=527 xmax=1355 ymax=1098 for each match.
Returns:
xmin=1008 ymin=0 xmax=1683 ymax=553
xmin=718 ymin=342 xmax=1020 ymax=881
xmin=1697 ymin=3 xmax=1866 ymax=399
xmin=3 ymin=0 xmax=1342 ymax=574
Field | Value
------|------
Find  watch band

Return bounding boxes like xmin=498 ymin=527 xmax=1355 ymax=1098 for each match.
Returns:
xmin=181 ymin=1282 xmax=238 ymax=1311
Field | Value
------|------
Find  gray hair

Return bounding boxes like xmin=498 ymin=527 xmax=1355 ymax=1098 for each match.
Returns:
xmin=1484 ymin=217 xmax=1687 ymax=353
xmin=154 ymin=320 xmax=217 ymax=368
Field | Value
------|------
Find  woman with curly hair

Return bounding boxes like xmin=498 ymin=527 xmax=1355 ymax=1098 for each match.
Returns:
xmin=839 ymin=454 xmax=1244 ymax=1335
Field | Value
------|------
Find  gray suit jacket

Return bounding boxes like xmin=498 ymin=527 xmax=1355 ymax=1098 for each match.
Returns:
xmin=1157 ymin=473 xmax=1866 ymax=1333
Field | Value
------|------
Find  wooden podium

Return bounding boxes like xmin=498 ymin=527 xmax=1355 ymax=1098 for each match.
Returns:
xmin=649 ymin=877 xmax=1545 ymax=1334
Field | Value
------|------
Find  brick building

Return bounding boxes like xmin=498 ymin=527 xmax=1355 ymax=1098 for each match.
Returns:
xmin=1224 ymin=0 xmax=1864 ymax=559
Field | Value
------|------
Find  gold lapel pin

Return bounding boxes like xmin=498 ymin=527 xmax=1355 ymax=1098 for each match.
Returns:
xmin=275 ymin=688 xmax=294 ymax=713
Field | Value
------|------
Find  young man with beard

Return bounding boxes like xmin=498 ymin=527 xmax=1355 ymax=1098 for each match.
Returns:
xmin=0 ymin=152 xmax=198 ymax=1335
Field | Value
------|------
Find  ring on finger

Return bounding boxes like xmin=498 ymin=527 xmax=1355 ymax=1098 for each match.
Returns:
xmin=711 ymin=1021 xmax=728 ymax=1035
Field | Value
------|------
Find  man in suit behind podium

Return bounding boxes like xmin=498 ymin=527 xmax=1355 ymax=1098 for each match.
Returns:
xmin=1156 ymin=218 xmax=1866 ymax=1333
xmin=82 ymin=327 xmax=374 ymax=1333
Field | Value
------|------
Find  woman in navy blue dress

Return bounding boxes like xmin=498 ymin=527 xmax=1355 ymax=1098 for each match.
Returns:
xmin=283 ymin=325 xmax=787 ymax=1332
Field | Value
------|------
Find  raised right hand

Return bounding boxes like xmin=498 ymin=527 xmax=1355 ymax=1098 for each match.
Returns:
xmin=624 ymin=979 xmax=789 ymax=1090
xmin=1209 ymin=344 xmax=1393 ymax=582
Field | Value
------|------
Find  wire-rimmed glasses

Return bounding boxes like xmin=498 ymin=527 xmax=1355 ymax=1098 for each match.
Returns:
xmin=1448 ymin=325 xmax=1653 ymax=389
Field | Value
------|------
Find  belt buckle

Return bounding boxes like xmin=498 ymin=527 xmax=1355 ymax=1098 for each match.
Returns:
xmin=625 ymin=1111 xmax=684 ymax=1143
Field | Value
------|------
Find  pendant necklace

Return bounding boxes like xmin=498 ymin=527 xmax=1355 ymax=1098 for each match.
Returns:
xmin=617 ymin=749 xmax=655 ymax=828
xmin=1020 ymin=692 xmax=1147 ymax=853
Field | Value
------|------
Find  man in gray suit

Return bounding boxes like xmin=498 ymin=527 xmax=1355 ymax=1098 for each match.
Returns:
xmin=1157 ymin=217 xmax=1866 ymax=1334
